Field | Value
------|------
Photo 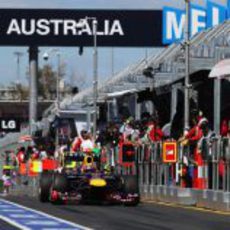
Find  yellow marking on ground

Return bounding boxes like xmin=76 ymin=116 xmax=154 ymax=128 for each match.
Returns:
xmin=143 ymin=200 xmax=230 ymax=216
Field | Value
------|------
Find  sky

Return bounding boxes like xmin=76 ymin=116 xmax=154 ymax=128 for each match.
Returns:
xmin=0 ymin=0 xmax=227 ymax=89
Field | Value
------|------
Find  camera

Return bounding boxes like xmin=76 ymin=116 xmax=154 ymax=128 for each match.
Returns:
xmin=43 ymin=52 xmax=49 ymax=61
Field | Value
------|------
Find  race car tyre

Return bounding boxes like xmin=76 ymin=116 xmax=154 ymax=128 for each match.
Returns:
xmin=52 ymin=173 xmax=68 ymax=193
xmin=39 ymin=172 xmax=53 ymax=202
xmin=122 ymin=175 xmax=138 ymax=194
xmin=122 ymin=175 xmax=139 ymax=206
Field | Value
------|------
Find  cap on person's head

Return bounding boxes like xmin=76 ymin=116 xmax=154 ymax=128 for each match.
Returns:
xmin=199 ymin=110 xmax=203 ymax=117
xmin=80 ymin=130 xmax=87 ymax=136
xmin=198 ymin=118 xmax=208 ymax=128
xmin=128 ymin=116 xmax=134 ymax=122
xmin=20 ymin=146 xmax=25 ymax=151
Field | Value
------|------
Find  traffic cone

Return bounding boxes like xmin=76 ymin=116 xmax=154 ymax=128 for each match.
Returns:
xmin=193 ymin=148 xmax=206 ymax=189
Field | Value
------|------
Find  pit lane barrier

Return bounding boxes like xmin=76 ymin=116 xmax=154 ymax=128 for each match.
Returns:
xmin=129 ymin=138 xmax=230 ymax=212
xmin=94 ymin=140 xmax=230 ymax=211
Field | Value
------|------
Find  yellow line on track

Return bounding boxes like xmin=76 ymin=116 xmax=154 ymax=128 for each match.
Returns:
xmin=143 ymin=200 xmax=230 ymax=216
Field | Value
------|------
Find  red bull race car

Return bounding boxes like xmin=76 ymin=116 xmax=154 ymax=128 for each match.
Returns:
xmin=39 ymin=150 xmax=139 ymax=206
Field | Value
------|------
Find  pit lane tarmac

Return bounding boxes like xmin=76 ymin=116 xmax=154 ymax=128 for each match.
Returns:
xmin=2 ymin=195 xmax=230 ymax=230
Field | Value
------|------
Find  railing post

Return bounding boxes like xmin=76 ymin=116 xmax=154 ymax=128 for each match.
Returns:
xmin=138 ymin=144 xmax=144 ymax=194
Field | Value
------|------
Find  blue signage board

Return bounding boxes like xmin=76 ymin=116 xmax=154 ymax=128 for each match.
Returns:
xmin=162 ymin=1 xmax=228 ymax=44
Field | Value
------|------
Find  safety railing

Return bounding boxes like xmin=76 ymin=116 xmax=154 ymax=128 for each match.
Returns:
xmin=112 ymin=137 xmax=230 ymax=193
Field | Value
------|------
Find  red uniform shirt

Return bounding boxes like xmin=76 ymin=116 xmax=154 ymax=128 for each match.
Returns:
xmin=72 ymin=137 xmax=82 ymax=152
xmin=148 ymin=126 xmax=164 ymax=142
xmin=185 ymin=125 xmax=203 ymax=142
xmin=17 ymin=151 xmax=25 ymax=164
xmin=221 ymin=120 xmax=228 ymax=137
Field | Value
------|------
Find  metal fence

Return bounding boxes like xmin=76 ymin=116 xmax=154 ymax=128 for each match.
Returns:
xmin=113 ymin=137 xmax=230 ymax=193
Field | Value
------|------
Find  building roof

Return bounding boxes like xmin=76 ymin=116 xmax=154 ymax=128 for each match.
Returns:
xmin=45 ymin=20 xmax=230 ymax=116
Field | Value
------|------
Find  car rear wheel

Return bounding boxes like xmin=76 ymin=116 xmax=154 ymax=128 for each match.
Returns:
xmin=39 ymin=171 xmax=53 ymax=202
xmin=122 ymin=175 xmax=139 ymax=206
xmin=52 ymin=173 xmax=68 ymax=193
xmin=122 ymin=175 xmax=138 ymax=193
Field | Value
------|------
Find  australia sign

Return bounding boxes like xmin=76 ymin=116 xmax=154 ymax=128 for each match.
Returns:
xmin=0 ymin=9 xmax=164 ymax=47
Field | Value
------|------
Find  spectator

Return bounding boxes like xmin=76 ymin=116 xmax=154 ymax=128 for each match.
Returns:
xmin=39 ymin=146 xmax=48 ymax=160
xmin=16 ymin=147 xmax=26 ymax=164
xmin=197 ymin=119 xmax=215 ymax=189
xmin=31 ymin=147 xmax=40 ymax=160
xmin=119 ymin=117 xmax=134 ymax=138
xmin=147 ymin=118 xmax=164 ymax=142
xmin=2 ymin=169 xmax=11 ymax=195
xmin=197 ymin=118 xmax=215 ymax=158
xmin=72 ymin=130 xmax=94 ymax=153
xmin=220 ymin=119 xmax=229 ymax=137
xmin=179 ymin=114 xmax=204 ymax=151
xmin=71 ymin=130 xmax=88 ymax=152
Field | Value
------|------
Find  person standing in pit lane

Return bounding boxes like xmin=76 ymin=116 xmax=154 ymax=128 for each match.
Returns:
xmin=147 ymin=117 xmax=164 ymax=143
xmin=71 ymin=130 xmax=87 ymax=152
xmin=16 ymin=147 xmax=26 ymax=164
xmin=72 ymin=130 xmax=94 ymax=153
xmin=2 ymin=169 xmax=12 ymax=195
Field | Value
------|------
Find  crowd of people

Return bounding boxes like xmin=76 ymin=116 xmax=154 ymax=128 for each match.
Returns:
xmin=1 ymin=144 xmax=55 ymax=194
xmin=96 ymin=114 xmax=165 ymax=148
xmin=94 ymin=110 xmax=216 ymax=152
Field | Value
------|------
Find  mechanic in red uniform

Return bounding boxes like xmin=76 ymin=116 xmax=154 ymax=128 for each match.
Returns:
xmin=178 ymin=116 xmax=205 ymax=188
xmin=16 ymin=147 xmax=26 ymax=164
xmin=147 ymin=120 xmax=164 ymax=142
xmin=71 ymin=130 xmax=88 ymax=152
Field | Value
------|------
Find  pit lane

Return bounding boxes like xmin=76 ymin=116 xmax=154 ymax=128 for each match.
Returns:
xmin=1 ymin=195 xmax=230 ymax=230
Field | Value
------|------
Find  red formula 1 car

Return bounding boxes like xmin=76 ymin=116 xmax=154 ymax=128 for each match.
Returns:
xmin=39 ymin=153 xmax=139 ymax=206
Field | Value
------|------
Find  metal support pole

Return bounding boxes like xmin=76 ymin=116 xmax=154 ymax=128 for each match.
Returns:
xmin=55 ymin=53 xmax=61 ymax=151
xmin=107 ymin=101 xmax=111 ymax=122
xmin=170 ymin=84 xmax=178 ymax=121
xmin=111 ymin=47 xmax=114 ymax=77
xmin=214 ymin=48 xmax=221 ymax=135
xmin=87 ymin=100 xmax=91 ymax=132
xmin=14 ymin=51 xmax=23 ymax=85
xmin=56 ymin=53 xmax=61 ymax=107
xmin=214 ymin=78 xmax=221 ymax=135
xmin=112 ymin=98 xmax=118 ymax=119
xmin=93 ymin=19 xmax=98 ymax=139
xmin=184 ymin=0 xmax=190 ymax=132
xmin=29 ymin=46 xmax=38 ymax=135
xmin=135 ymin=93 xmax=141 ymax=120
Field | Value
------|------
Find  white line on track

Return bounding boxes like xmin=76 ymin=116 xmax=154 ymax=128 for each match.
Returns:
xmin=0 ymin=215 xmax=31 ymax=230
xmin=0 ymin=198 xmax=93 ymax=230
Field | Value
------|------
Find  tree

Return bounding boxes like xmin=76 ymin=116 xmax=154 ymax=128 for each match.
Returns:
xmin=38 ymin=64 xmax=57 ymax=100
xmin=7 ymin=63 xmax=68 ymax=101
xmin=8 ymin=83 xmax=29 ymax=100
xmin=39 ymin=63 xmax=67 ymax=100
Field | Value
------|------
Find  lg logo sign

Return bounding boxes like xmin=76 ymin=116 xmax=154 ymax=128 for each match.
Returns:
xmin=0 ymin=118 xmax=20 ymax=132
xmin=1 ymin=120 xmax=16 ymax=129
